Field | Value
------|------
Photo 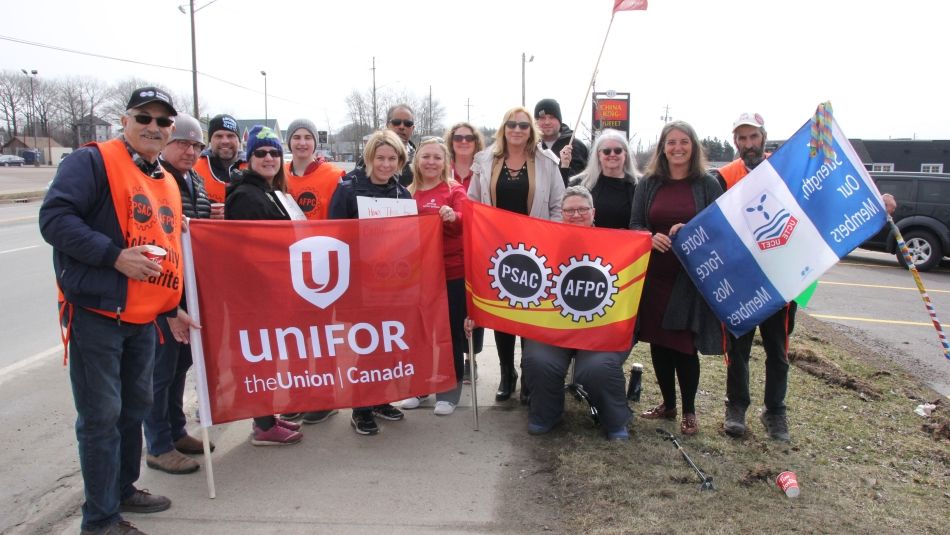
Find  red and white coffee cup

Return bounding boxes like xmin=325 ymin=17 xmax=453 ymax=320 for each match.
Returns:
xmin=776 ymin=471 xmax=800 ymax=498
xmin=142 ymin=245 xmax=167 ymax=265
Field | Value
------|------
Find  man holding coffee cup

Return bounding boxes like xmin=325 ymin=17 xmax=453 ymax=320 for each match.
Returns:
xmin=142 ymin=113 xmax=212 ymax=476
xmin=40 ymin=86 xmax=184 ymax=534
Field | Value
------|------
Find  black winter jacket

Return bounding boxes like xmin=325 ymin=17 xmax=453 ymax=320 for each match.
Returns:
xmin=225 ymin=171 xmax=290 ymax=221
xmin=328 ymin=170 xmax=411 ymax=220
xmin=543 ymin=124 xmax=590 ymax=187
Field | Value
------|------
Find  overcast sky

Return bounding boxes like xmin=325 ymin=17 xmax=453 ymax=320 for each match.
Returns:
xmin=4 ymin=0 xmax=948 ymax=146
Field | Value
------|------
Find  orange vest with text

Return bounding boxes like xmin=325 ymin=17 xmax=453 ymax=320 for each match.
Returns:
xmin=194 ymin=155 xmax=245 ymax=203
xmin=717 ymin=153 xmax=772 ymax=190
xmin=95 ymin=139 xmax=184 ymax=323
xmin=285 ymin=161 xmax=346 ymax=220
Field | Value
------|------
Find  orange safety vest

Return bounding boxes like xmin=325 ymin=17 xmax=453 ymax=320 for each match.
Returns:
xmin=194 ymin=155 xmax=245 ymax=203
xmin=94 ymin=139 xmax=184 ymax=323
xmin=717 ymin=153 xmax=772 ymax=190
xmin=285 ymin=160 xmax=345 ymax=220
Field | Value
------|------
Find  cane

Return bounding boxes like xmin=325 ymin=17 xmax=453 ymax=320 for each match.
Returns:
xmin=656 ymin=428 xmax=714 ymax=491
xmin=468 ymin=336 xmax=479 ymax=431
xmin=889 ymin=217 xmax=950 ymax=360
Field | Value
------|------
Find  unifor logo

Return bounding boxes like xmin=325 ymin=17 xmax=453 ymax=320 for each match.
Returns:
xmin=743 ymin=189 xmax=798 ymax=251
xmin=289 ymin=236 xmax=350 ymax=309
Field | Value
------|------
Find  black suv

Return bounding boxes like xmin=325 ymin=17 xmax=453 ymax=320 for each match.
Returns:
xmin=861 ymin=171 xmax=950 ymax=271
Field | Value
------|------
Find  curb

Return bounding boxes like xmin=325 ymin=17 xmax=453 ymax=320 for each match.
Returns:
xmin=0 ymin=190 xmax=45 ymax=203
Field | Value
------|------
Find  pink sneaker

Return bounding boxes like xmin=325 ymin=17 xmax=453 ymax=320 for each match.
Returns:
xmin=276 ymin=418 xmax=302 ymax=431
xmin=251 ymin=424 xmax=302 ymax=446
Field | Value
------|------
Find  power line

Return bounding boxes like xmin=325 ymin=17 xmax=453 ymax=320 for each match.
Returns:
xmin=0 ymin=33 xmax=305 ymax=105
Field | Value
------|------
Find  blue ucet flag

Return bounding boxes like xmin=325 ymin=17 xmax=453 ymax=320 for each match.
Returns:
xmin=673 ymin=115 xmax=887 ymax=336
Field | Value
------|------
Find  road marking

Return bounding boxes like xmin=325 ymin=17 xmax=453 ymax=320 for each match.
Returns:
xmin=0 ymin=344 xmax=62 ymax=386
xmin=0 ymin=244 xmax=40 ymax=255
xmin=838 ymin=261 xmax=899 ymax=269
xmin=810 ymin=314 xmax=933 ymax=327
xmin=819 ymin=280 xmax=950 ymax=294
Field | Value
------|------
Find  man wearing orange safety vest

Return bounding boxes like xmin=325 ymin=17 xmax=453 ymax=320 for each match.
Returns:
xmin=283 ymin=118 xmax=345 ymax=222
xmin=40 ymin=86 xmax=196 ymax=535
xmin=193 ymin=113 xmax=246 ymax=203
xmin=713 ymin=113 xmax=896 ymax=443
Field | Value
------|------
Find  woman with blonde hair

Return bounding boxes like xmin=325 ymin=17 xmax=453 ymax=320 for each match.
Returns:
xmin=467 ymin=106 xmax=565 ymax=402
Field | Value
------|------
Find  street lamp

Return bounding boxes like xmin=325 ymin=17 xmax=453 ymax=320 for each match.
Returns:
xmin=178 ymin=0 xmax=219 ymax=118
xmin=20 ymin=69 xmax=38 ymax=159
xmin=521 ymin=53 xmax=534 ymax=107
xmin=261 ymin=70 xmax=268 ymax=122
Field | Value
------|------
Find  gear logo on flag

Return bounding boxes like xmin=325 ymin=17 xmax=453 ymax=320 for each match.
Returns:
xmin=743 ymin=190 xmax=799 ymax=251
xmin=552 ymin=255 xmax=619 ymax=322
xmin=488 ymin=243 xmax=552 ymax=308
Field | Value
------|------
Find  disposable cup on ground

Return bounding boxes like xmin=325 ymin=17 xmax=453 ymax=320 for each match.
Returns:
xmin=776 ymin=471 xmax=800 ymax=498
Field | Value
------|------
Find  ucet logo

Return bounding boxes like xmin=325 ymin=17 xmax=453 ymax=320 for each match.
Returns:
xmin=289 ymin=237 xmax=350 ymax=309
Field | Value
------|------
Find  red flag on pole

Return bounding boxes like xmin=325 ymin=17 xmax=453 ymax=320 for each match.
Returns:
xmin=613 ymin=0 xmax=648 ymax=12
xmin=463 ymin=202 xmax=651 ymax=352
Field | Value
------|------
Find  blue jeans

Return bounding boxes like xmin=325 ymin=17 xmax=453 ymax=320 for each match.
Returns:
xmin=144 ymin=315 xmax=192 ymax=455
xmin=68 ymin=306 xmax=156 ymax=530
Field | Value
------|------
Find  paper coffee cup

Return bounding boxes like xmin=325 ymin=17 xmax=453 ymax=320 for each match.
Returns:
xmin=776 ymin=471 xmax=800 ymax=498
xmin=211 ymin=202 xmax=225 ymax=210
xmin=143 ymin=245 xmax=167 ymax=265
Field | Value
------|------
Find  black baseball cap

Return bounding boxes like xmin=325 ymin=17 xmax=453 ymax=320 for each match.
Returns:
xmin=126 ymin=86 xmax=177 ymax=116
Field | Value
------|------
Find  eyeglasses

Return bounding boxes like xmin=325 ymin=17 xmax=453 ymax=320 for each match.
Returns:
xmin=129 ymin=114 xmax=174 ymax=128
xmin=389 ymin=119 xmax=414 ymax=127
xmin=563 ymin=207 xmax=592 ymax=216
xmin=505 ymin=121 xmax=531 ymax=130
xmin=600 ymin=147 xmax=624 ymax=156
xmin=173 ymin=140 xmax=203 ymax=152
xmin=252 ymin=148 xmax=282 ymax=159
xmin=452 ymin=134 xmax=476 ymax=143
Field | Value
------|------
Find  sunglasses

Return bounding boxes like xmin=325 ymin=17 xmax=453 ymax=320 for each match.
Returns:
xmin=129 ymin=114 xmax=174 ymax=128
xmin=600 ymin=147 xmax=624 ymax=156
xmin=563 ymin=207 xmax=592 ymax=216
xmin=389 ymin=119 xmax=414 ymax=127
xmin=452 ymin=134 xmax=476 ymax=143
xmin=252 ymin=148 xmax=282 ymax=159
xmin=505 ymin=120 xmax=531 ymax=130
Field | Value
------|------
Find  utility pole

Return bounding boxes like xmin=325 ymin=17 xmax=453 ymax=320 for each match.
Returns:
xmin=660 ymin=104 xmax=672 ymax=124
xmin=261 ymin=71 xmax=268 ymax=122
xmin=520 ymin=53 xmax=534 ymax=107
xmin=371 ymin=57 xmax=378 ymax=130
xmin=466 ymin=98 xmax=472 ymax=123
xmin=188 ymin=0 xmax=198 ymax=117
xmin=21 ymin=69 xmax=38 ymax=160
xmin=428 ymin=85 xmax=433 ymax=135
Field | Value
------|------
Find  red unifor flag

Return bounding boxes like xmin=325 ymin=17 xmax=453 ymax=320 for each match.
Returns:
xmin=463 ymin=202 xmax=652 ymax=352
xmin=185 ymin=215 xmax=454 ymax=425
xmin=613 ymin=0 xmax=648 ymax=13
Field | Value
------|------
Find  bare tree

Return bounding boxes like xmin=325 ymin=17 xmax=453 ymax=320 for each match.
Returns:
xmin=0 ymin=70 xmax=25 ymax=138
xmin=55 ymin=76 xmax=111 ymax=148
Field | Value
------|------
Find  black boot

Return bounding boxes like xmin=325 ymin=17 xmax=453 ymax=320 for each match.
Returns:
xmin=496 ymin=364 xmax=518 ymax=401
xmin=626 ymin=363 xmax=643 ymax=402
xmin=519 ymin=363 xmax=530 ymax=404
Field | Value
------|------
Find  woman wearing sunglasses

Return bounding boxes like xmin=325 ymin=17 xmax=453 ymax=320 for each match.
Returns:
xmin=520 ymin=186 xmax=633 ymax=439
xmin=569 ymin=129 xmax=640 ymax=230
xmin=224 ymin=125 xmax=304 ymax=446
xmin=467 ymin=106 xmax=565 ymax=403
xmin=445 ymin=122 xmax=486 ymax=383
xmin=628 ymin=121 xmax=724 ymax=436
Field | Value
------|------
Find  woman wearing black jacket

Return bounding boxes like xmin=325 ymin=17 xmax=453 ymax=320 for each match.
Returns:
xmin=225 ymin=125 xmax=303 ymax=446
xmin=568 ymin=129 xmax=639 ymax=230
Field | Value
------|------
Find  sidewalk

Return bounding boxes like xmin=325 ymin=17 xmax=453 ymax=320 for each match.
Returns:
xmin=0 ymin=166 xmax=55 ymax=202
xmin=47 ymin=339 xmax=560 ymax=535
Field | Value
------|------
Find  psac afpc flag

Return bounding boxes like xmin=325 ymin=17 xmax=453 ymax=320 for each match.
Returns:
xmin=184 ymin=216 xmax=454 ymax=425
xmin=673 ymin=116 xmax=887 ymax=336
xmin=463 ymin=202 xmax=651 ymax=351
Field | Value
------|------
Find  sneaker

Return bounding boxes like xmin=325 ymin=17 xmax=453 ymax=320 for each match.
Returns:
xmin=373 ymin=404 xmax=405 ymax=421
xmin=351 ymin=412 xmax=380 ymax=435
xmin=433 ymin=401 xmax=456 ymax=416
xmin=251 ymin=424 xmax=303 ymax=446
xmin=81 ymin=520 xmax=145 ymax=534
xmin=302 ymin=410 xmax=338 ymax=424
xmin=119 ymin=488 xmax=171 ymax=514
xmin=640 ymin=403 xmax=677 ymax=420
xmin=281 ymin=412 xmax=303 ymax=421
xmin=398 ymin=396 xmax=428 ymax=410
xmin=724 ymin=402 xmax=747 ymax=437
xmin=681 ymin=413 xmax=699 ymax=436
xmin=275 ymin=418 xmax=301 ymax=431
xmin=174 ymin=434 xmax=213 ymax=454
xmin=606 ymin=427 xmax=630 ymax=441
xmin=760 ymin=410 xmax=790 ymax=442
xmin=146 ymin=450 xmax=199 ymax=475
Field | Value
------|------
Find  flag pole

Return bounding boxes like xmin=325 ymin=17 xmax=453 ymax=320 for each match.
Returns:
xmin=569 ymin=12 xmax=616 ymax=146
xmin=182 ymin=224 xmax=217 ymax=498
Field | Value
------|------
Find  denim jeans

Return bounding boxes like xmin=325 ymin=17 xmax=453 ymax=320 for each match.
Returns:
xmin=144 ymin=315 xmax=192 ymax=455
xmin=436 ymin=279 xmax=465 ymax=405
xmin=68 ymin=306 xmax=156 ymax=530
xmin=726 ymin=302 xmax=796 ymax=415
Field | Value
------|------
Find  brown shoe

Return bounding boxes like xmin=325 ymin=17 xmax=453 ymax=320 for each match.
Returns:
xmin=640 ymin=403 xmax=676 ymax=420
xmin=146 ymin=450 xmax=199 ymax=475
xmin=174 ymin=434 xmax=213 ymax=454
xmin=119 ymin=489 xmax=171 ymax=514
xmin=80 ymin=520 xmax=146 ymax=534
xmin=681 ymin=413 xmax=698 ymax=435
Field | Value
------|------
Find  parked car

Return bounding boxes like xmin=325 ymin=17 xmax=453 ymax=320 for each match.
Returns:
xmin=860 ymin=171 xmax=950 ymax=271
xmin=0 ymin=155 xmax=25 ymax=166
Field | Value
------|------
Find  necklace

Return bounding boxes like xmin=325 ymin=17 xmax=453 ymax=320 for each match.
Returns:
xmin=503 ymin=161 xmax=527 ymax=181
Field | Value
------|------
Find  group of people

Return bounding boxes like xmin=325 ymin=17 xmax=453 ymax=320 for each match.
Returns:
xmin=40 ymin=84 xmax=897 ymax=535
